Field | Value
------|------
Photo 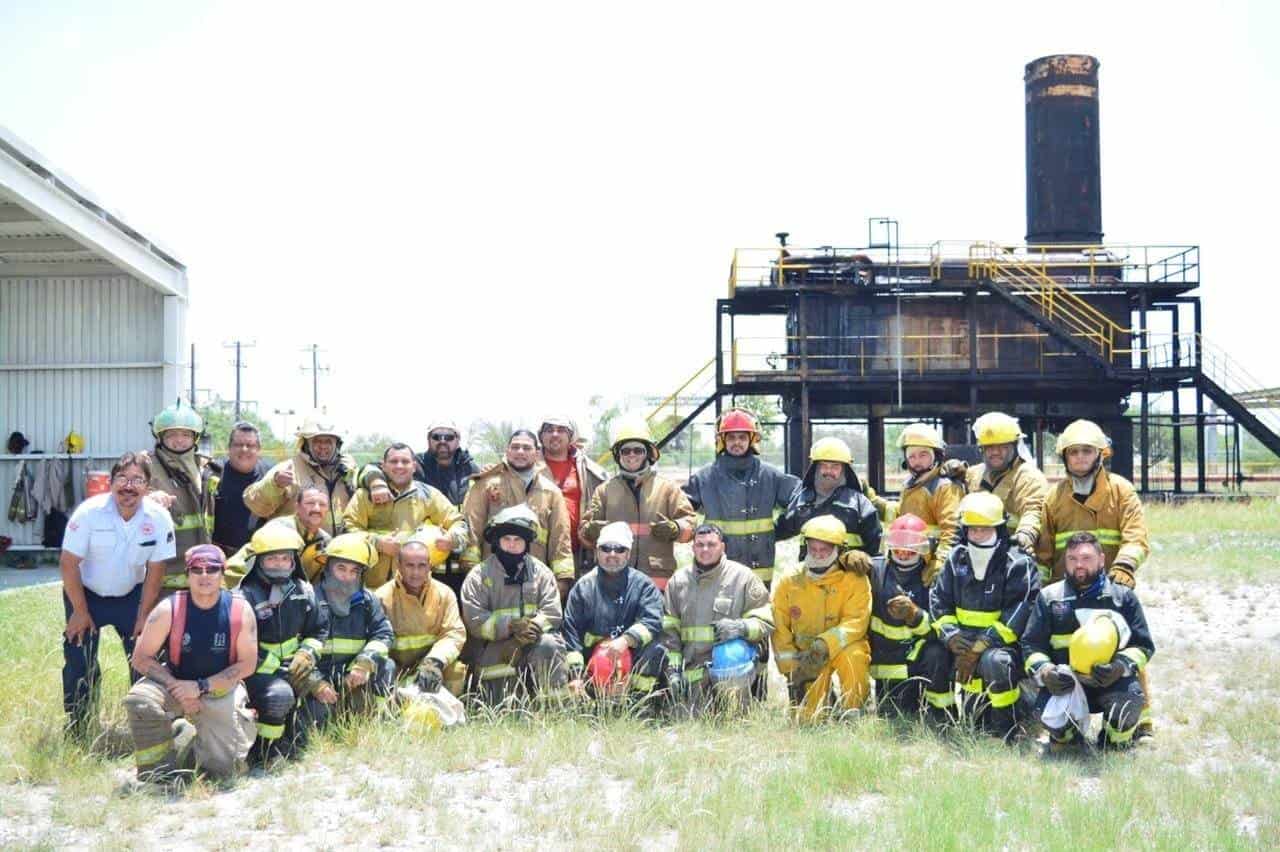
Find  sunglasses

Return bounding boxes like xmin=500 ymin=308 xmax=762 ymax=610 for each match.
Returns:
xmin=618 ymin=446 xmax=648 ymax=456
xmin=187 ymin=565 xmax=224 ymax=575
xmin=429 ymin=433 xmax=458 ymax=442
xmin=599 ymin=544 xmax=629 ymax=554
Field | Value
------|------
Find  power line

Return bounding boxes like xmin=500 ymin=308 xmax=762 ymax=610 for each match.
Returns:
xmin=299 ymin=344 xmax=331 ymax=410
xmin=223 ymin=339 xmax=257 ymax=418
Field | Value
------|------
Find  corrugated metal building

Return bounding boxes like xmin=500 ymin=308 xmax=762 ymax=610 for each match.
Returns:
xmin=0 ymin=127 xmax=188 ymax=550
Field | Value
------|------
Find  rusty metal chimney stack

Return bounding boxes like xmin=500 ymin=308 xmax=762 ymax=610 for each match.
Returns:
xmin=1025 ymin=54 xmax=1103 ymax=245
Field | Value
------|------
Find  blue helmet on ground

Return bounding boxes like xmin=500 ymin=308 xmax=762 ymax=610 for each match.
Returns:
xmin=709 ymin=639 xmax=758 ymax=682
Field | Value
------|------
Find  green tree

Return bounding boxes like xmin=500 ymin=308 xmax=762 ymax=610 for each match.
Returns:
xmin=468 ymin=419 xmax=517 ymax=467
xmin=197 ymin=401 xmax=286 ymax=458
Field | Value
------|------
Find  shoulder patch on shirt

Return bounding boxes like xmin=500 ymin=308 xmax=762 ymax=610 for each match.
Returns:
xmin=68 ymin=520 xmax=79 ymax=531
xmin=141 ymin=521 xmax=155 ymax=536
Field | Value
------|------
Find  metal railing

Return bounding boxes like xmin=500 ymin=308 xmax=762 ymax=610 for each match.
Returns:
xmin=728 ymin=240 xmax=1200 ymax=295
xmin=594 ymin=358 xmax=716 ymax=464
xmin=970 ymin=242 xmax=1127 ymax=361
xmin=729 ymin=330 xmax=1084 ymax=378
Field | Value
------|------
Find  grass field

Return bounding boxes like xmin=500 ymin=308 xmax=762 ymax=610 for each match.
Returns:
xmin=2 ymin=500 xmax=1278 ymax=849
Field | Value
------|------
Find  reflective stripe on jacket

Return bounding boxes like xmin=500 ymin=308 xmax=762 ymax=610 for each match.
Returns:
xmin=661 ymin=557 xmax=773 ymax=673
xmin=375 ymin=574 xmax=467 ymax=674
xmin=929 ymin=539 xmax=1040 ymax=650
xmin=343 ymin=477 xmax=468 ymax=589
xmin=683 ymin=456 xmax=801 ymax=582
xmin=1035 ymin=467 xmax=1149 ymax=582
xmin=224 ymin=515 xmax=331 ymax=588
xmin=315 ymin=584 xmax=395 ymax=677
xmin=243 ymin=451 xmax=358 ymax=536
xmin=561 ymin=566 xmax=664 ymax=670
xmin=581 ymin=469 xmax=695 ymax=580
xmin=867 ymin=557 xmax=934 ymax=675
xmin=771 ymin=565 xmax=871 ymax=676
xmin=237 ymin=564 xmax=329 ymax=676
xmin=965 ymin=457 xmax=1049 ymax=545
xmin=460 ymin=461 xmax=575 ymax=579
xmin=1021 ymin=575 xmax=1155 ymax=675
xmin=146 ymin=449 xmax=219 ymax=585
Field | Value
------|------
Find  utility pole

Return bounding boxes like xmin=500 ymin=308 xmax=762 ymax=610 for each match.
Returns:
xmin=274 ymin=408 xmax=296 ymax=443
xmin=189 ymin=343 xmax=196 ymax=404
xmin=224 ymin=339 xmax=257 ymax=418
xmin=299 ymin=344 xmax=330 ymax=410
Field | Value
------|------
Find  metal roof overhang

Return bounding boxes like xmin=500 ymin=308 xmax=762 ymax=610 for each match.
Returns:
xmin=0 ymin=126 xmax=187 ymax=299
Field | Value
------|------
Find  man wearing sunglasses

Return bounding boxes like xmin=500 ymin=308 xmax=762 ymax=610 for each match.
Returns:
xmin=123 ymin=545 xmax=257 ymax=783
xmin=413 ymin=421 xmax=479 ymax=507
xmin=580 ymin=415 xmax=694 ymax=590
xmin=562 ymin=522 xmax=665 ymax=702
xmin=59 ymin=452 xmax=175 ymax=738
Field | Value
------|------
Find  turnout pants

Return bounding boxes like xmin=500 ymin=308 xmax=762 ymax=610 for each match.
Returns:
xmin=789 ymin=643 xmax=872 ymax=721
xmin=1037 ymin=676 xmax=1145 ymax=747
xmin=873 ymin=639 xmax=954 ymax=720
xmin=959 ymin=646 xmax=1024 ymax=738
xmin=122 ymin=679 xmax=255 ymax=779
xmin=305 ymin=657 xmax=396 ymax=728
xmin=470 ymin=633 xmax=568 ymax=705
xmin=62 ymin=585 xmax=143 ymax=734
xmin=244 ymin=673 xmax=303 ymax=760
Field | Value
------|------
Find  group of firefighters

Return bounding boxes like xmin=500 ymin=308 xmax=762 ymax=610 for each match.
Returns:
xmin=59 ymin=400 xmax=1157 ymax=785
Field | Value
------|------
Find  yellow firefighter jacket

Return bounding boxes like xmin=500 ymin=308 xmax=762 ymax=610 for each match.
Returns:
xmin=223 ymin=515 xmax=331 ymax=588
xmin=243 ymin=450 xmax=358 ymax=536
xmin=770 ymin=566 xmax=872 ymax=677
xmin=965 ymin=457 xmax=1049 ymax=544
xmin=343 ymin=480 xmax=468 ymax=589
xmin=375 ymin=574 xmax=467 ymax=676
xmin=460 ymin=460 xmax=575 ymax=579
xmin=1035 ymin=466 xmax=1150 ymax=582
xmin=896 ymin=466 xmax=965 ymax=584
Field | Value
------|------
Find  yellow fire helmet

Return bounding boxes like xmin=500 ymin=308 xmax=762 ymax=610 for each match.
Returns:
xmin=320 ymin=532 xmax=379 ymax=571
xmin=972 ymin=412 xmax=1022 ymax=447
xmin=401 ymin=524 xmax=450 ymax=568
xmin=958 ymin=491 xmax=1006 ymax=527
xmin=800 ymin=514 xmax=848 ymax=547
xmin=809 ymin=436 xmax=853 ymax=465
xmin=250 ymin=523 xmax=305 ymax=555
xmin=1069 ymin=613 xmax=1120 ymax=675
xmin=1055 ymin=419 xmax=1112 ymax=458
xmin=64 ymin=430 xmax=86 ymax=454
xmin=610 ymin=413 xmax=660 ymax=463
xmin=897 ymin=422 xmax=945 ymax=450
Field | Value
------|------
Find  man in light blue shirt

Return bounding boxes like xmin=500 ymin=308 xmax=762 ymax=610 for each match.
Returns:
xmin=60 ymin=451 xmax=175 ymax=737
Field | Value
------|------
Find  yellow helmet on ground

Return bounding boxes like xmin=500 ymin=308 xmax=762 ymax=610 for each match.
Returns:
xmin=321 ymin=532 xmax=379 ymax=570
xmin=401 ymin=525 xmax=449 ymax=568
xmin=809 ymin=437 xmax=853 ymax=465
xmin=610 ymin=413 xmax=660 ymax=463
xmin=958 ymin=492 xmax=1006 ymax=527
xmin=250 ymin=523 xmax=305 ymax=555
xmin=897 ymin=422 xmax=945 ymax=450
xmin=972 ymin=412 xmax=1022 ymax=447
xmin=800 ymin=514 xmax=847 ymax=546
xmin=1069 ymin=614 xmax=1119 ymax=674
xmin=1056 ymin=419 xmax=1112 ymax=457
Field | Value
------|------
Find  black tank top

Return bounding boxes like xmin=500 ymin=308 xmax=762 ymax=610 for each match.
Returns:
xmin=171 ymin=590 xmax=233 ymax=680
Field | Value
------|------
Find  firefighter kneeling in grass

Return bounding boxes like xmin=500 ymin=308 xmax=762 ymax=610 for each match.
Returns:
xmin=868 ymin=514 xmax=955 ymax=725
xmin=930 ymin=492 xmax=1040 ymax=740
xmin=305 ymin=533 xmax=396 ymax=729
xmin=1022 ymin=530 xmax=1155 ymax=753
xmin=771 ymin=516 xmax=872 ymax=721
xmin=562 ymin=521 xmax=666 ymax=703
xmin=460 ymin=505 xmax=568 ymax=704
xmin=237 ymin=524 xmax=328 ymax=764
xmin=661 ymin=524 xmax=774 ymax=715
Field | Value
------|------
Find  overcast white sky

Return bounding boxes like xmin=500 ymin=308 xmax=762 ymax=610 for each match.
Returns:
xmin=2 ymin=1 xmax=1277 ymax=443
